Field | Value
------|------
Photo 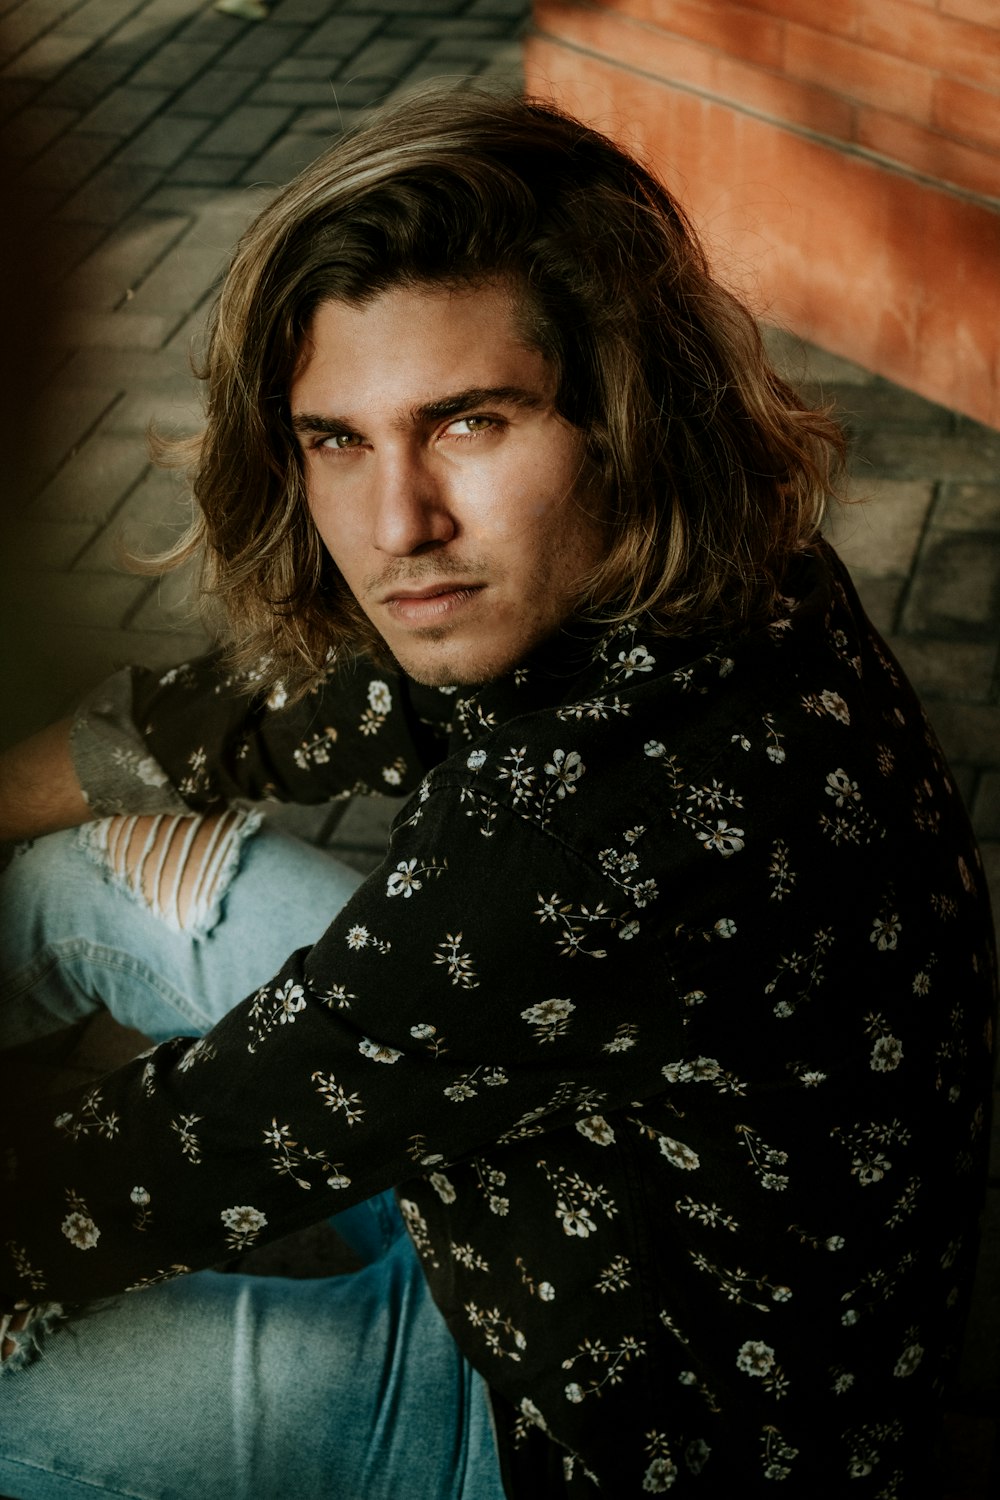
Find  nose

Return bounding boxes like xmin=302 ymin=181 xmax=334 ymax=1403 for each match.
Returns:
xmin=370 ymin=448 xmax=456 ymax=557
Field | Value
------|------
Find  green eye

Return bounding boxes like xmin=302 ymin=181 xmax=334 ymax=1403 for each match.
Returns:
xmin=328 ymin=433 xmax=362 ymax=448
xmin=450 ymin=416 xmax=495 ymax=435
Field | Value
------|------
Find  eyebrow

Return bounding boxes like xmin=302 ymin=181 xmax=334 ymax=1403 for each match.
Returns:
xmin=291 ymin=385 xmax=547 ymax=436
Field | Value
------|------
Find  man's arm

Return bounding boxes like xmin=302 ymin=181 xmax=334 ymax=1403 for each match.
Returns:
xmin=0 ymin=718 xmax=91 ymax=843
xmin=0 ymin=777 xmax=667 ymax=1308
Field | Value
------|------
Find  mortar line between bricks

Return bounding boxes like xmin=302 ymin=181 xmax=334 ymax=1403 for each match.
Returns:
xmin=66 ymin=460 xmax=155 ymax=572
xmin=26 ymin=388 xmax=125 ymax=502
xmin=119 ymin=572 xmax=169 ymax=631
xmin=94 ymin=193 xmax=226 ymax=310
xmin=893 ymin=477 xmax=945 ymax=637
xmin=164 ymin=70 xmax=259 ymax=118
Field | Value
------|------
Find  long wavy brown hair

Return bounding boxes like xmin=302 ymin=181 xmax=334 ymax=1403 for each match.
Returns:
xmin=157 ymin=89 xmax=845 ymax=696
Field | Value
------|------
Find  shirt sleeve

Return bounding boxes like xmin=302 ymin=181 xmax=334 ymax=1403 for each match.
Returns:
xmin=1 ymin=776 xmax=668 ymax=1305
xmin=70 ymin=653 xmax=437 ymax=815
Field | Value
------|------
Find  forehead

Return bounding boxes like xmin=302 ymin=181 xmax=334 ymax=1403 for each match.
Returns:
xmin=291 ymin=282 xmax=553 ymax=409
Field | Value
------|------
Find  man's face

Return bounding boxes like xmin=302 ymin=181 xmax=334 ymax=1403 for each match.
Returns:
xmin=290 ymin=282 xmax=606 ymax=685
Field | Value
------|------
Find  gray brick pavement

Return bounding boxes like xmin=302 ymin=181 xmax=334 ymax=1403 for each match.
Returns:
xmin=1 ymin=1 xmax=997 ymax=1486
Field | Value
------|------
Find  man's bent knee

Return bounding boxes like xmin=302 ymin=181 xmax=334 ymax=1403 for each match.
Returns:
xmin=79 ymin=809 xmax=260 ymax=936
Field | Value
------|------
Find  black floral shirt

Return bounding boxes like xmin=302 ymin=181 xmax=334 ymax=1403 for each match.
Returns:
xmin=3 ymin=544 xmax=995 ymax=1496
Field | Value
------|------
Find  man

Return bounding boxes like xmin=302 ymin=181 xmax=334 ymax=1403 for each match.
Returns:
xmin=0 ymin=91 xmax=995 ymax=1497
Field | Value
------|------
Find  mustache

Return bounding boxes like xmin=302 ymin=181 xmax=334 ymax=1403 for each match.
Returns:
xmin=365 ymin=555 xmax=491 ymax=596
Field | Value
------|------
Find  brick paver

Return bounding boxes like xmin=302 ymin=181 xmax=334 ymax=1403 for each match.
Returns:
xmin=1 ymin=0 xmax=997 ymax=1489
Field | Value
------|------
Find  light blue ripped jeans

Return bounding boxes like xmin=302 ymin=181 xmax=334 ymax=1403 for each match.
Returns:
xmin=0 ymin=812 xmax=506 ymax=1500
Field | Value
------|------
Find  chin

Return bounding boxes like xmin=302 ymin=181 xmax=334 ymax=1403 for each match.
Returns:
xmin=399 ymin=658 xmax=501 ymax=689
xmin=392 ymin=638 xmax=522 ymax=689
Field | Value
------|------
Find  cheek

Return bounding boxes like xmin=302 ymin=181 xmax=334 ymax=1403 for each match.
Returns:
xmin=464 ymin=455 xmax=584 ymax=541
xmin=306 ymin=486 xmax=356 ymax=556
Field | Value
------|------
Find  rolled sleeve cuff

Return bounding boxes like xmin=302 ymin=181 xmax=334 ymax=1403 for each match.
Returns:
xmin=70 ymin=670 xmax=188 ymax=817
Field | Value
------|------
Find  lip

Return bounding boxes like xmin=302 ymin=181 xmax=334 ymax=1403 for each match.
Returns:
xmin=382 ymin=583 xmax=485 ymax=625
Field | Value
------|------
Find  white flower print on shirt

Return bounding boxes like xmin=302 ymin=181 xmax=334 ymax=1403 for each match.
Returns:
xmin=533 ymin=891 xmax=635 ymax=958
xmin=109 ymin=747 xmax=169 ymax=789
xmin=53 ymin=1088 xmax=120 ymax=1144
xmin=645 ymin=749 xmax=746 ymax=857
xmin=386 ymin=855 xmax=446 ymax=898
xmin=598 ymin=829 xmax=659 ymax=907
xmin=429 ymin=1172 xmax=457 ymax=1204
xmin=556 ymin=694 xmax=631 ymax=723
xmin=6 ymin=1243 xmax=47 ymax=1294
xmin=276 ymin=979 xmax=306 ymax=1019
xmin=178 ymin=745 xmax=212 ymax=798
xmin=576 ymin=1115 xmax=615 ymax=1146
xmin=358 ymin=1037 xmax=402 ymax=1064
xmin=521 ymin=997 xmax=575 ymax=1043
xmin=768 ymin=838 xmax=796 ymax=901
xmin=735 ymin=1339 xmax=788 ymax=1397
xmin=630 ymin=1116 xmax=702 ymax=1171
xmin=399 ymin=1198 xmax=440 ymax=1267
xmin=658 ymin=1136 xmax=701 ymax=1171
xmin=690 ymin=1251 xmax=793 ymax=1311
xmin=614 ymin=644 xmax=656 ymax=680
xmin=221 ymin=1204 xmax=267 ymax=1251
xmin=595 ymin=1255 xmax=632 ymax=1294
xmin=603 ymin=1022 xmax=638 ymax=1054
xmin=61 ymin=1196 xmax=100 ymax=1251
xmin=819 ymin=768 xmax=884 ymax=846
xmin=893 ymin=1339 xmax=924 ymax=1378
xmin=471 ymin=1160 xmax=510 ymax=1216
xmin=561 ymin=1332 xmax=647 ymax=1400
xmin=801 ymin=688 xmax=850 ymax=724
xmin=642 ymin=1433 xmax=679 ymax=1493
xmin=827 ymin=769 xmax=861 ymax=809
xmin=292 ymin=726 xmax=338 ymax=769
xmin=247 ymin=979 xmax=307 ymax=1053
xmin=130 ymin=1185 xmax=152 ymax=1231
xmin=871 ymin=912 xmax=902 ymax=951
xmin=465 ymin=1301 xmax=527 ymax=1361
xmin=544 ymin=749 xmax=585 ymax=798
xmin=359 ymin=679 xmax=392 ymax=736
xmin=177 ymin=1037 xmax=216 ymax=1072
xmin=830 ymin=1118 xmax=912 ymax=1186
xmin=661 ymin=1055 xmax=747 ymax=1096
xmin=171 ymin=1113 xmax=203 ymax=1164
xmin=696 ymin=820 xmax=745 ymax=856
xmin=264 ymin=1119 xmax=350 ymax=1192
xmin=433 ymin=933 xmax=479 ymax=988
xmin=387 ymin=859 xmax=421 ymax=897
xmin=735 ymin=1125 xmax=789 ymax=1190
xmin=865 ymin=1012 xmax=904 ymax=1072
xmin=760 ymin=1425 xmax=799 ymax=1481
xmin=642 ymin=1455 xmax=678 ymax=1493
xmin=443 ymin=1065 xmax=508 ymax=1104
xmin=675 ymin=1197 xmax=739 ymax=1233
xmin=453 ymin=1242 xmax=490 ymax=1272
xmin=516 ymin=1255 xmax=556 ymax=1301
xmin=311 ymin=1070 xmax=365 ymax=1126
xmin=344 ymin=923 xmax=390 ymax=954
xmin=496 ymin=744 xmax=588 ymax=822
xmin=539 ymin=1160 xmax=618 ymax=1237
xmin=765 ymin=928 xmax=834 ymax=1020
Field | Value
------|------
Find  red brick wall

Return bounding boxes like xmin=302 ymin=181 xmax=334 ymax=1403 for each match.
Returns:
xmin=525 ymin=0 xmax=1000 ymax=427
